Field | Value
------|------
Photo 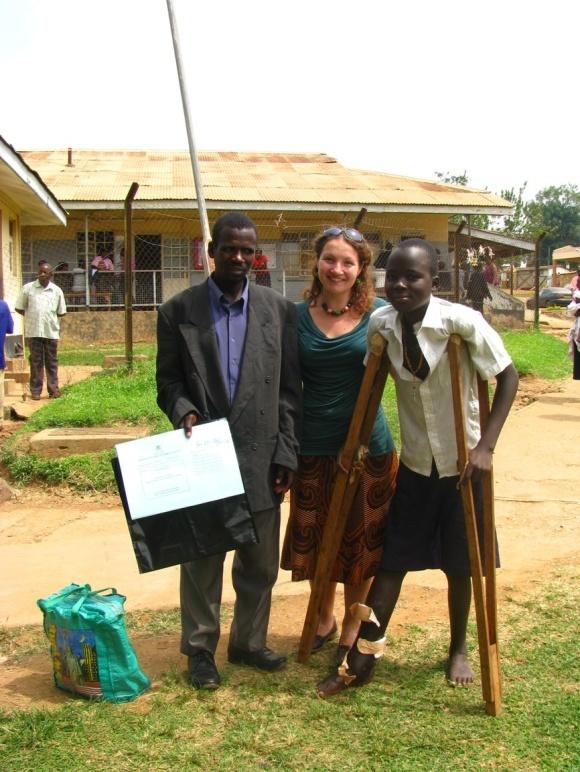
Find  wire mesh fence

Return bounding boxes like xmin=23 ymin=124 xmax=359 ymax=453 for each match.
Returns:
xmin=19 ymin=208 xmax=552 ymax=313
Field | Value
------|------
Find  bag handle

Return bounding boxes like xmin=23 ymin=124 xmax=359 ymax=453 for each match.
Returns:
xmin=71 ymin=586 xmax=119 ymax=614
xmin=41 ymin=583 xmax=92 ymax=610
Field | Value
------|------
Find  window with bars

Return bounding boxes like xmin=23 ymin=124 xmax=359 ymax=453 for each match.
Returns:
xmin=76 ymin=231 xmax=114 ymax=263
xmin=162 ymin=237 xmax=191 ymax=278
xmin=8 ymin=220 xmax=16 ymax=274
xmin=21 ymin=240 xmax=34 ymax=274
xmin=280 ymin=231 xmax=315 ymax=274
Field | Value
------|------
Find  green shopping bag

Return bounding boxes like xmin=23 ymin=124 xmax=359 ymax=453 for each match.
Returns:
xmin=37 ymin=583 xmax=150 ymax=702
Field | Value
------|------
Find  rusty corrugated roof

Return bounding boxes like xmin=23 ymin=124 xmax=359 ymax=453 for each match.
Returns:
xmin=18 ymin=149 xmax=512 ymax=211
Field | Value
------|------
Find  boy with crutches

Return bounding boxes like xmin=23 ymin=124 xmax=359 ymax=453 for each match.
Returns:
xmin=317 ymin=238 xmax=518 ymax=700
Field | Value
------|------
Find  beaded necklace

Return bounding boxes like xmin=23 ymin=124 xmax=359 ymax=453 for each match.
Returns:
xmin=321 ymin=300 xmax=352 ymax=316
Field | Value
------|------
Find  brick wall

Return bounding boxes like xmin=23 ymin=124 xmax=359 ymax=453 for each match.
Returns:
xmin=60 ymin=310 xmax=157 ymax=345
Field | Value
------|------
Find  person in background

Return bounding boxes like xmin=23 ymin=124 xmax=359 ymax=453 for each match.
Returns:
xmin=253 ymin=248 xmax=271 ymax=287
xmin=466 ymin=261 xmax=492 ymax=313
xmin=568 ymin=267 xmax=580 ymax=293
xmin=15 ymin=263 xmax=66 ymax=400
xmin=0 ymin=296 xmax=14 ymax=428
xmin=90 ymin=248 xmax=114 ymax=305
xmin=567 ymin=289 xmax=580 ymax=380
xmin=91 ymin=247 xmax=114 ymax=273
xmin=483 ymin=252 xmax=499 ymax=286
xmin=281 ymin=226 xmax=397 ymax=665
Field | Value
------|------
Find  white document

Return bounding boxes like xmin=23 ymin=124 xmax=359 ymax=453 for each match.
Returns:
xmin=115 ymin=419 xmax=244 ymax=520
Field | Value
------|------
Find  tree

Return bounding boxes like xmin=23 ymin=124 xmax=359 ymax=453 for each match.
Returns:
xmin=526 ymin=184 xmax=580 ymax=264
xmin=434 ymin=171 xmax=490 ymax=229
xmin=496 ymin=183 xmax=531 ymax=237
xmin=434 ymin=172 xmax=579 ymax=264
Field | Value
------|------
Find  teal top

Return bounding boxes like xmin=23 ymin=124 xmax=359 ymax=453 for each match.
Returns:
xmin=298 ymin=298 xmax=395 ymax=456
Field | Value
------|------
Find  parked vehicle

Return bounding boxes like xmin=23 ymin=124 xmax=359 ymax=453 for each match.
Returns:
xmin=526 ymin=287 xmax=572 ymax=309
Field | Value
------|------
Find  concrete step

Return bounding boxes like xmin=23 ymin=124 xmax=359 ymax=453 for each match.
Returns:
xmin=4 ymin=379 xmax=24 ymax=397
xmin=29 ymin=426 xmax=149 ymax=458
xmin=5 ymin=371 xmax=29 ymax=384
xmin=5 ymin=358 xmax=28 ymax=373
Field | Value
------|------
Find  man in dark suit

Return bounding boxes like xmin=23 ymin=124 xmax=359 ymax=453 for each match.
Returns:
xmin=156 ymin=212 xmax=301 ymax=690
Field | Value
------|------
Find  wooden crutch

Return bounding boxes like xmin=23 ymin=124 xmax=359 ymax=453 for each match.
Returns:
xmin=447 ymin=333 xmax=502 ymax=716
xmin=297 ymin=333 xmax=390 ymax=664
xmin=477 ymin=371 xmax=501 ymax=684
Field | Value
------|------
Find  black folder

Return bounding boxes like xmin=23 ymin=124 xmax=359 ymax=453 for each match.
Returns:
xmin=112 ymin=457 xmax=258 ymax=573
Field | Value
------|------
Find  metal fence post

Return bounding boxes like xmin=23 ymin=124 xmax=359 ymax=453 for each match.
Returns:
xmin=124 ymin=183 xmax=139 ymax=367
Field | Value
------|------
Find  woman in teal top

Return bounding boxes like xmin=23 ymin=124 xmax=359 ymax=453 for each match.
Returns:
xmin=281 ymin=227 xmax=398 ymax=664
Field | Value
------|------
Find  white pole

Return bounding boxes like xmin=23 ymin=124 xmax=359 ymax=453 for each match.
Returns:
xmin=166 ymin=0 xmax=211 ymax=277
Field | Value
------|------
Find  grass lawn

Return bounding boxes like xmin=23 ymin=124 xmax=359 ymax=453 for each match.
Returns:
xmin=0 ymin=330 xmax=576 ymax=768
xmin=1 ymin=329 xmax=569 ymax=491
xmin=0 ymin=569 xmax=578 ymax=770
xmin=501 ymin=329 xmax=570 ymax=380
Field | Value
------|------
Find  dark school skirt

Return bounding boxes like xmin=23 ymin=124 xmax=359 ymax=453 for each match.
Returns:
xmin=281 ymin=450 xmax=398 ymax=586
xmin=380 ymin=462 xmax=499 ymax=577
xmin=573 ymin=345 xmax=580 ymax=380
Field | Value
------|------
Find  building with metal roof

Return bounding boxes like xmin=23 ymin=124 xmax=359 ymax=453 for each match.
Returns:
xmin=18 ymin=148 xmax=513 ymax=308
xmin=0 ymin=136 xmax=67 ymax=316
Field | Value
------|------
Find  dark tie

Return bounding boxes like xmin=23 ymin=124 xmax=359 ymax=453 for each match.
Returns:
xmin=401 ymin=319 xmax=430 ymax=381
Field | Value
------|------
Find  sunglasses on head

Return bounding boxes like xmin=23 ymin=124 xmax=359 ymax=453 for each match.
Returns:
xmin=322 ymin=226 xmax=364 ymax=243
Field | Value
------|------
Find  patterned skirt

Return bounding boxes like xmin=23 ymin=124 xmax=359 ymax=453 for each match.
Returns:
xmin=281 ymin=450 xmax=398 ymax=586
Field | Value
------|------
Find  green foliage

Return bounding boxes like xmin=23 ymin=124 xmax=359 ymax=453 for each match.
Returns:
xmin=1 ymin=573 xmax=578 ymax=769
xmin=498 ymin=183 xmax=531 ymax=237
xmin=501 ymin=329 xmax=570 ymax=380
xmin=435 ymin=171 xmax=490 ymax=229
xmin=0 ymin=446 xmax=115 ymax=491
xmin=435 ymin=171 xmax=579 ymax=265
xmin=59 ymin=342 xmax=156 ymax=366
xmin=526 ymin=184 xmax=580 ymax=264
xmin=381 ymin=378 xmax=400 ymax=449
xmin=1 ymin=358 xmax=171 ymax=491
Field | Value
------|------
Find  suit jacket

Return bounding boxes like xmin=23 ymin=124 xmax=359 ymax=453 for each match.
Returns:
xmin=156 ymin=279 xmax=301 ymax=515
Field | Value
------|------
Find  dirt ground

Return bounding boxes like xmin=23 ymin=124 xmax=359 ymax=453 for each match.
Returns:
xmin=0 ymin=364 xmax=578 ymax=710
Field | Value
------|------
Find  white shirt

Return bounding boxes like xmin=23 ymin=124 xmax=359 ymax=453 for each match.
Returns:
xmin=368 ymin=296 xmax=512 ymax=478
xmin=15 ymin=280 xmax=66 ymax=339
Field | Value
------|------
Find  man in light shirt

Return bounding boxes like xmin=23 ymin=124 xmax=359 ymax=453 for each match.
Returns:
xmin=318 ymin=238 xmax=518 ymax=698
xmin=15 ymin=263 xmax=66 ymax=400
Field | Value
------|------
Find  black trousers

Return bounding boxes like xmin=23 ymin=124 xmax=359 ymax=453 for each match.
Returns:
xmin=26 ymin=337 xmax=59 ymax=397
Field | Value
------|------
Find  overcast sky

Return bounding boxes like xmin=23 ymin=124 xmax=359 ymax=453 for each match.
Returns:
xmin=2 ymin=0 xmax=578 ymax=200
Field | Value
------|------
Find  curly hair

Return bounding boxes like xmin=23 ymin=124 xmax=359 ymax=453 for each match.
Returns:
xmin=305 ymin=228 xmax=376 ymax=314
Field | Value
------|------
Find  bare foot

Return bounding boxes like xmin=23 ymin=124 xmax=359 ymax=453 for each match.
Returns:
xmin=446 ymin=650 xmax=474 ymax=686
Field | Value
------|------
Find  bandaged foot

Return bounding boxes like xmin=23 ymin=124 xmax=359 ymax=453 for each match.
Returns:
xmin=316 ymin=605 xmax=386 ymax=698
